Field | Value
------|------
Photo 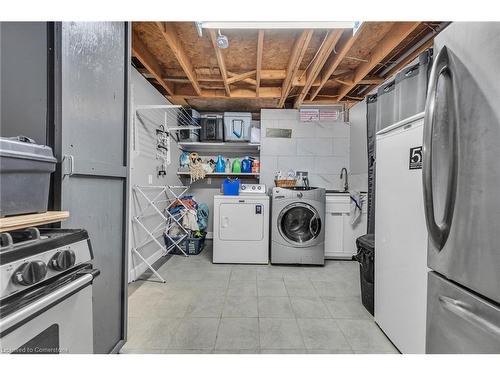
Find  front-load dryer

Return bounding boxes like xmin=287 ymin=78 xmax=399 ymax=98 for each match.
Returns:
xmin=271 ymin=187 xmax=325 ymax=265
xmin=213 ymin=184 xmax=269 ymax=264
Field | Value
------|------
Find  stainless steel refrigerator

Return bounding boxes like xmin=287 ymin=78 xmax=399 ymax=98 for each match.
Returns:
xmin=423 ymin=22 xmax=500 ymax=353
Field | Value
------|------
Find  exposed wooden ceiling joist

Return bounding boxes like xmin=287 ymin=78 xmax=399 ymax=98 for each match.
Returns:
xmin=132 ymin=31 xmax=174 ymax=96
xmin=176 ymin=86 xmax=281 ymax=99
xmin=309 ymin=24 xmax=367 ymax=100
xmin=294 ymin=30 xmax=343 ymax=108
xmin=209 ymin=29 xmax=231 ymax=97
xmin=336 ymin=22 xmax=421 ymax=102
xmin=156 ymin=22 xmax=202 ymax=96
xmin=279 ymin=30 xmax=314 ymax=108
xmin=132 ymin=21 xmax=442 ymax=111
xmin=256 ymin=31 xmax=264 ymax=97
xmin=227 ymin=70 xmax=257 ymax=85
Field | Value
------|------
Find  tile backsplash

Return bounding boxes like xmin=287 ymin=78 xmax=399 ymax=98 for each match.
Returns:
xmin=260 ymin=109 xmax=350 ymax=190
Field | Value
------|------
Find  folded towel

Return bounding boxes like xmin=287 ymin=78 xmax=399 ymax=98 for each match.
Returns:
xmin=350 ymin=191 xmax=362 ymax=225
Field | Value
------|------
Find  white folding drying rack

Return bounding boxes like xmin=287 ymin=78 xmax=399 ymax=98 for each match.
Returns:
xmin=131 ymin=184 xmax=192 ymax=283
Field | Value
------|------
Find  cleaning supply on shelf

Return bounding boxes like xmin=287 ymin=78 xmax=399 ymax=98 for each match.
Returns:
xmin=225 ymin=158 xmax=232 ymax=173
xmin=179 ymin=151 xmax=190 ymax=169
xmin=241 ymin=156 xmax=253 ymax=173
xmin=252 ymin=159 xmax=260 ymax=173
xmin=232 ymin=158 xmax=241 ymax=173
xmin=223 ymin=178 xmax=240 ymax=195
xmin=215 ymin=155 xmax=225 ymax=173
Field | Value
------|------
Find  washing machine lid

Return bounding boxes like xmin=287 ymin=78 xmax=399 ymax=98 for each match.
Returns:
xmin=278 ymin=202 xmax=322 ymax=246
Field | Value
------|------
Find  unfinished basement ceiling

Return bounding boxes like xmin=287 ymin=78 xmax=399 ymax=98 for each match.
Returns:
xmin=132 ymin=22 xmax=443 ymax=112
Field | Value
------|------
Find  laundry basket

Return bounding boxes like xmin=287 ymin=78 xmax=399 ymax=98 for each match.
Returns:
xmin=185 ymin=234 xmax=207 ymax=255
xmin=163 ymin=234 xmax=188 ymax=255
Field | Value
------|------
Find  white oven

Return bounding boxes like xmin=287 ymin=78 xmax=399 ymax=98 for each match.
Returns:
xmin=0 ymin=266 xmax=98 ymax=354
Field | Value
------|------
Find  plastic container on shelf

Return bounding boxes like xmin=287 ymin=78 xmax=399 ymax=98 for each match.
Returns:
xmin=241 ymin=157 xmax=252 ymax=173
xmin=223 ymin=112 xmax=251 ymax=142
xmin=0 ymin=136 xmax=57 ymax=217
xmin=232 ymin=158 xmax=241 ymax=173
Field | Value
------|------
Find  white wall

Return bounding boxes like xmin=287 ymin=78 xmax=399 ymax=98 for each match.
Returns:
xmin=128 ymin=68 xmax=182 ymax=282
xmin=349 ymin=100 xmax=368 ymax=191
xmin=260 ymin=109 xmax=350 ymax=190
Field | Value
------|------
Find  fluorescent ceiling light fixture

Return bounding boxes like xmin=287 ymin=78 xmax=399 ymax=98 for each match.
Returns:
xmin=200 ymin=21 xmax=356 ymax=29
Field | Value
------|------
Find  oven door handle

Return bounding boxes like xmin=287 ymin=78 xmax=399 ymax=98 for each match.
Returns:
xmin=0 ymin=273 xmax=94 ymax=333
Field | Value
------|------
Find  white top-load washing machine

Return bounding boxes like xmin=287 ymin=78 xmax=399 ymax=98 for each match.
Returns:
xmin=271 ymin=187 xmax=325 ymax=265
xmin=213 ymin=184 xmax=270 ymax=264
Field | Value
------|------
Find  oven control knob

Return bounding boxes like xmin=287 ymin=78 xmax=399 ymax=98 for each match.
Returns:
xmin=12 ymin=261 xmax=47 ymax=286
xmin=50 ymin=250 xmax=76 ymax=271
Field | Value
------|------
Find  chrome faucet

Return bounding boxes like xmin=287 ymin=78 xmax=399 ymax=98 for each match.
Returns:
xmin=340 ymin=167 xmax=349 ymax=192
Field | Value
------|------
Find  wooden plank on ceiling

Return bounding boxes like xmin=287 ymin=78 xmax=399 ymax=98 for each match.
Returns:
xmin=336 ymin=22 xmax=421 ymax=102
xmin=209 ymin=29 xmax=231 ymax=97
xmin=177 ymin=86 xmax=281 ymax=99
xmin=132 ymin=31 xmax=174 ymax=96
xmin=156 ymin=22 xmax=202 ymax=96
xmin=294 ymin=29 xmax=343 ymax=108
xmin=256 ymin=31 xmax=264 ymax=96
xmin=278 ymin=30 xmax=314 ymax=108
xmin=382 ymin=36 xmax=433 ymax=78
xmin=227 ymin=70 xmax=257 ymax=85
xmin=309 ymin=24 xmax=367 ymax=100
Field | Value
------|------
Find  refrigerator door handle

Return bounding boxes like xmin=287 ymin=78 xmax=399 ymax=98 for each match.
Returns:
xmin=422 ymin=46 xmax=458 ymax=250
xmin=439 ymin=295 xmax=500 ymax=337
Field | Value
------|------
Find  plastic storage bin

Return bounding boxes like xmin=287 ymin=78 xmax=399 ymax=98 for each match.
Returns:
xmin=354 ymin=234 xmax=375 ymax=315
xmin=222 ymin=178 xmax=240 ymax=196
xmin=223 ymin=112 xmax=251 ymax=142
xmin=0 ymin=136 xmax=57 ymax=217
xmin=200 ymin=113 xmax=224 ymax=142
xmin=176 ymin=108 xmax=200 ymax=142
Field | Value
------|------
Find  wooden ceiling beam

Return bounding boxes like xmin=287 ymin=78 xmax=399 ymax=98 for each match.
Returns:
xmin=132 ymin=31 xmax=175 ymax=96
xmin=382 ymin=37 xmax=434 ymax=79
xmin=256 ymin=30 xmax=264 ymax=97
xmin=156 ymin=22 xmax=202 ymax=96
xmin=309 ymin=24 xmax=368 ymax=101
xmin=176 ymin=86 xmax=281 ymax=99
xmin=278 ymin=30 xmax=314 ymax=108
xmin=209 ymin=29 xmax=231 ymax=97
xmin=336 ymin=22 xmax=421 ymax=102
xmin=227 ymin=70 xmax=257 ymax=85
xmin=294 ymin=30 xmax=343 ymax=108
xmin=358 ymin=77 xmax=385 ymax=85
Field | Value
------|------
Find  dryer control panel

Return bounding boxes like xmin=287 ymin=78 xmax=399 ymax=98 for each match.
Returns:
xmin=240 ymin=184 xmax=266 ymax=194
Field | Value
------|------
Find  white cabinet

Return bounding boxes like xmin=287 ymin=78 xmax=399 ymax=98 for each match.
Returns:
xmin=324 ymin=193 xmax=367 ymax=259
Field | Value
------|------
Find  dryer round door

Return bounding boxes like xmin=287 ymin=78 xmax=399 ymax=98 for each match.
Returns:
xmin=278 ymin=202 xmax=322 ymax=247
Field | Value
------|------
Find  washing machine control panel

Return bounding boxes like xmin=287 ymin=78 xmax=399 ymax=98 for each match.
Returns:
xmin=240 ymin=184 xmax=266 ymax=194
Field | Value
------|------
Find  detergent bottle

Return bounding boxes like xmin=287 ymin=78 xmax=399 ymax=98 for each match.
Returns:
xmin=232 ymin=158 xmax=241 ymax=173
xmin=241 ymin=156 xmax=253 ymax=173
xmin=215 ymin=155 xmax=225 ymax=173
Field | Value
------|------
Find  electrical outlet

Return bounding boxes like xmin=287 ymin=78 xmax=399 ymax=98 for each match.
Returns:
xmin=148 ymin=174 xmax=153 ymax=184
